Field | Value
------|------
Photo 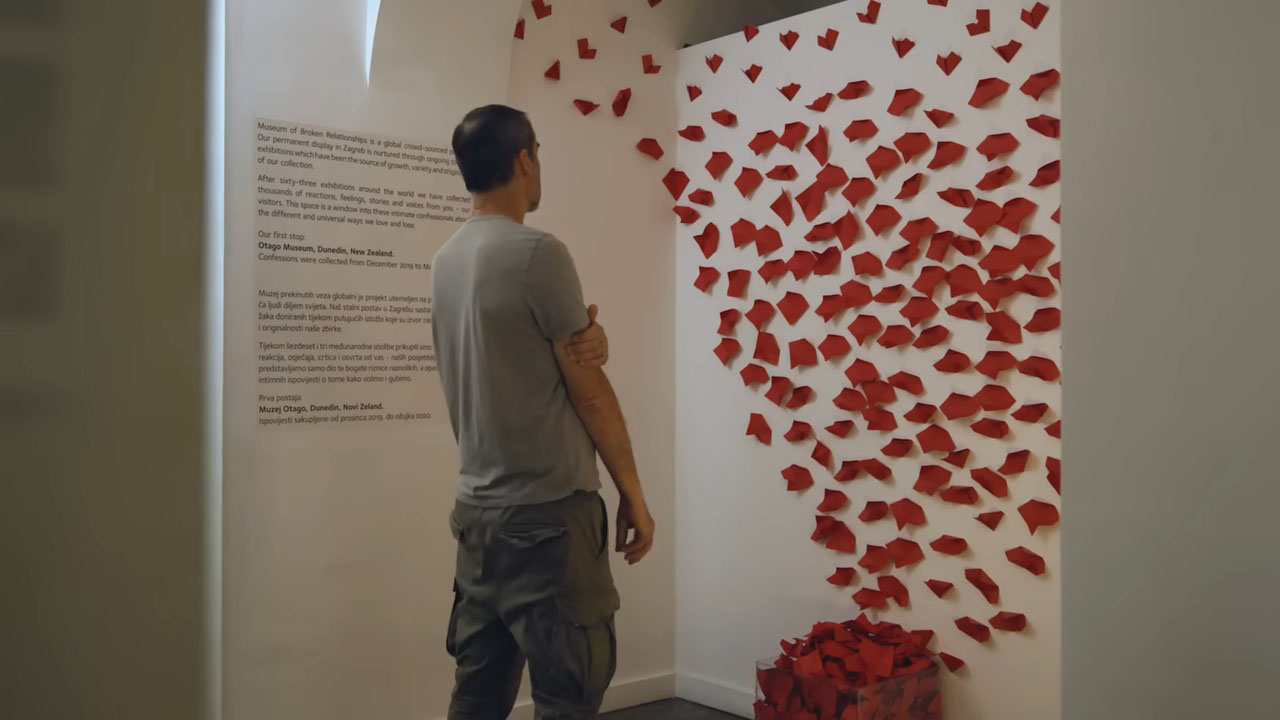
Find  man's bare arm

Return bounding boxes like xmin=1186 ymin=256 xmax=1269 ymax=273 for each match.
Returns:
xmin=553 ymin=338 xmax=654 ymax=565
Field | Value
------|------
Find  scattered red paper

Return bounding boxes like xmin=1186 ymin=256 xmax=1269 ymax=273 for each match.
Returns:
xmin=905 ymin=403 xmax=937 ymax=423
xmin=817 ymin=28 xmax=839 ymax=50
xmin=900 ymin=296 xmax=939 ymax=326
xmin=858 ymin=0 xmax=881 ymax=24
xmin=779 ymin=29 xmax=800 ymax=50
xmin=642 ymin=54 xmax=662 ymax=74
xmin=934 ymin=350 xmax=972 ymax=374
xmin=939 ymin=188 xmax=976 ymax=208
xmin=976 ymin=385 xmax=1016 ymax=411
xmin=1019 ymin=499 xmax=1060 ymax=534
xmin=965 ymin=568 xmax=1000 ymax=604
xmin=754 ymin=331 xmax=780 ymax=365
xmin=705 ymin=54 xmax=723 ymax=72
xmin=544 ymin=60 xmax=561 ymax=81
xmin=940 ymin=653 xmax=966 ymax=673
xmin=945 ymin=449 xmax=971 ymax=468
xmin=986 ymin=311 xmax=1023 ymax=343
xmin=888 ymin=89 xmax=924 ymax=116
xmin=916 ymin=424 xmax=956 ymax=454
xmin=941 ymin=393 xmax=980 ymax=420
xmin=735 ymin=168 xmax=764 ymax=198
xmin=1012 ymin=403 xmax=1049 ymax=423
xmin=531 ymin=0 xmax=552 ymax=20
xmin=686 ymin=85 xmax=702 ymax=101
xmin=1047 ymin=456 xmax=1061 ymax=494
xmin=1000 ymin=197 xmax=1038 ymax=233
xmin=967 ymin=8 xmax=991 ymax=35
xmin=858 ymin=501 xmax=889 ymax=524
xmin=859 ymin=545 xmax=891 ymax=573
xmin=712 ymin=337 xmax=738 ymax=364
xmin=783 ymin=464 xmax=813 ymax=491
xmin=914 ymin=465 xmax=951 ymax=496
xmin=1018 ymin=355 xmax=1061 ymax=381
xmin=1000 ymin=449 xmax=1031 ymax=475
xmin=741 ymin=363 xmax=769 ymax=386
xmin=893 ymin=37 xmax=916 ymax=58
xmin=991 ymin=612 xmax=1027 ymax=632
xmin=955 ymin=617 xmax=991 ymax=643
xmin=1007 ymin=546 xmax=1046 ymax=575
xmin=848 ymin=315 xmax=883 ymax=345
xmin=977 ymin=132 xmax=1020 ymax=160
xmin=1047 ymin=419 xmax=1061 ymax=438
xmin=976 ymin=350 xmax=1017 ymax=378
xmin=866 ymin=204 xmax=902 ymax=235
xmin=756 ymin=228 xmax=784 ymax=258
xmin=705 ymin=151 xmax=733 ymax=180
xmin=790 ymin=339 xmax=818 ymax=368
xmin=894 ymin=132 xmax=932 ymax=163
xmin=1022 ymin=1 xmax=1050 ymax=29
xmin=834 ymin=387 xmax=868 ymax=412
xmin=662 ymin=169 xmax=689 ymax=200
xmin=779 ymin=122 xmax=810 ymax=150
xmin=863 ymin=379 xmax=897 ymax=406
xmin=946 ymin=300 xmax=985 ymax=321
xmin=927 ymin=580 xmax=954 ymax=598
xmin=925 ymin=109 xmax=955 ymax=128
xmin=688 ymin=189 xmax=714 ymax=207
xmin=514 ymin=17 xmax=525 ymax=39
xmin=747 ymin=413 xmax=772 ymax=444
xmin=877 ymin=325 xmax=916 ymax=348
xmin=1022 ymin=68 xmax=1061 ymax=99
xmin=717 ymin=309 xmax=740 ymax=336
xmin=940 ymin=486 xmax=979 ymax=505
xmin=744 ymin=64 xmax=763 ymax=83
xmin=742 ymin=24 xmax=760 ymax=41
xmin=1030 ymin=160 xmax=1061 ymax=189
xmin=806 ymin=126 xmax=830 ymax=165
xmin=866 ymin=146 xmax=902 ymax=180
xmin=636 ymin=138 xmax=663 ymax=160
xmin=678 ymin=125 xmax=706 ymax=142
xmin=964 ymin=200 xmax=1004 ymax=236
xmin=610 ymin=16 xmax=627 ymax=33
xmin=778 ymin=83 xmax=801 ymax=101
xmin=887 ymin=537 xmax=925 ymax=567
xmin=883 ymin=438 xmax=914 ymax=458
xmin=815 ymin=442 xmax=834 ymax=469
xmin=807 ymin=92 xmax=834 ymax=112
xmin=937 ymin=52 xmax=962 ymax=75
xmin=826 ymin=420 xmax=855 ymax=438
xmin=1027 ymin=113 xmax=1061 ymax=138
xmin=771 ymin=191 xmax=795 ymax=226
xmin=928 ymin=142 xmax=966 ymax=170
xmin=862 ymin=408 xmax=898 ymax=433
xmin=888 ymin=371 xmax=924 ymax=395
xmin=970 ymin=77 xmax=1010 ymax=108
xmin=853 ymin=588 xmax=888 ymax=610
xmin=977 ymin=511 xmax=1004 ymax=531
xmin=828 ymin=567 xmax=857 ymax=586
xmin=710 ymin=109 xmax=737 ymax=127
xmin=971 ymin=467 xmax=1010 ymax=498
xmin=971 ymin=418 xmax=1011 ymax=439
xmin=785 ymin=421 xmax=813 ymax=442
xmin=573 ymin=99 xmax=600 ymax=116
xmin=878 ymin=575 xmax=911 ymax=608
xmin=995 ymin=39 xmax=1023 ymax=63
xmin=977 ymin=166 xmax=1014 ymax=191
xmin=931 ymin=535 xmax=968 ymax=555
xmin=694 ymin=266 xmax=720 ymax=292
xmin=577 ymin=37 xmax=597 ymax=60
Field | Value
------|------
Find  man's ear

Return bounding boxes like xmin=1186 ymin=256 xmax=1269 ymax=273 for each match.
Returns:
xmin=515 ymin=148 xmax=533 ymax=178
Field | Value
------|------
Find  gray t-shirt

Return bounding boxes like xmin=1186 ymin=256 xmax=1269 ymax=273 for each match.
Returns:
xmin=430 ymin=215 xmax=601 ymax=507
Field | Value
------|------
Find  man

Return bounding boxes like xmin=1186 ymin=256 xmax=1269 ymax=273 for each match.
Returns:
xmin=431 ymin=104 xmax=656 ymax=719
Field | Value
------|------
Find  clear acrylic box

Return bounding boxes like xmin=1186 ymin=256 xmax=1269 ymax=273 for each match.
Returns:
xmin=754 ymin=656 xmax=941 ymax=720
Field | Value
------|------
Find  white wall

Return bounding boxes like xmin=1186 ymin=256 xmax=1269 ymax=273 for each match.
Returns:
xmin=222 ymin=2 xmax=520 ymax=718
xmin=1062 ymin=2 xmax=1280 ymax=718
xmin=225 ymin=0 xmax=689 ymax=717
xmin=505 ymin=0 xmax=695 ymax=709
xmin=674 ymin=3 xmax=1061 ymax=718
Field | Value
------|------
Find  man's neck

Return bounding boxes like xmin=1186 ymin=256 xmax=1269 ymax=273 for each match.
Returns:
xmin=470 ymin=192 xmax=526 ymax=225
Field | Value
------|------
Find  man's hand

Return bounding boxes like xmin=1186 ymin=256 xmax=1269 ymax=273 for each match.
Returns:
xmin=615 ymin=494 xmax=655 ymax=565
xmin=566 ymin=304 xmax=609 ymax=367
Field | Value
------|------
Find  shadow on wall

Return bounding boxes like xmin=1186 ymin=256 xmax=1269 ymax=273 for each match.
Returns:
xmin=683 ymin=0 xmax=846 ymax=46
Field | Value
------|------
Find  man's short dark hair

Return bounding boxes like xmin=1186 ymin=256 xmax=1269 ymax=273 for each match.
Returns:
xmin=452 ymin=105 xmax=536 ymax=194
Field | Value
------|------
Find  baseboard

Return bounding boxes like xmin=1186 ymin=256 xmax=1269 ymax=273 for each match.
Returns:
xmin=674 ymin=671 xmax=755 ymax=718
xmin=502 ymin=672 xmax=676 ymax=720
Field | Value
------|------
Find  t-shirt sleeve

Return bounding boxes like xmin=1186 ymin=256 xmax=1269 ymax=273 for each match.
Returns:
xmin=526 ymin=234 xmax=589 ymax=342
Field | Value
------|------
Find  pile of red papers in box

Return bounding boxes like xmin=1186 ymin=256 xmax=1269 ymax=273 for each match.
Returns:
xmin=755 ymin=614 xmax=941 ymax=720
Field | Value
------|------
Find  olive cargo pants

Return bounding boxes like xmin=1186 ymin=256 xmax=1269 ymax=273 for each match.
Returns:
xmin=447 ymin=491 xmax=621 ymax=719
